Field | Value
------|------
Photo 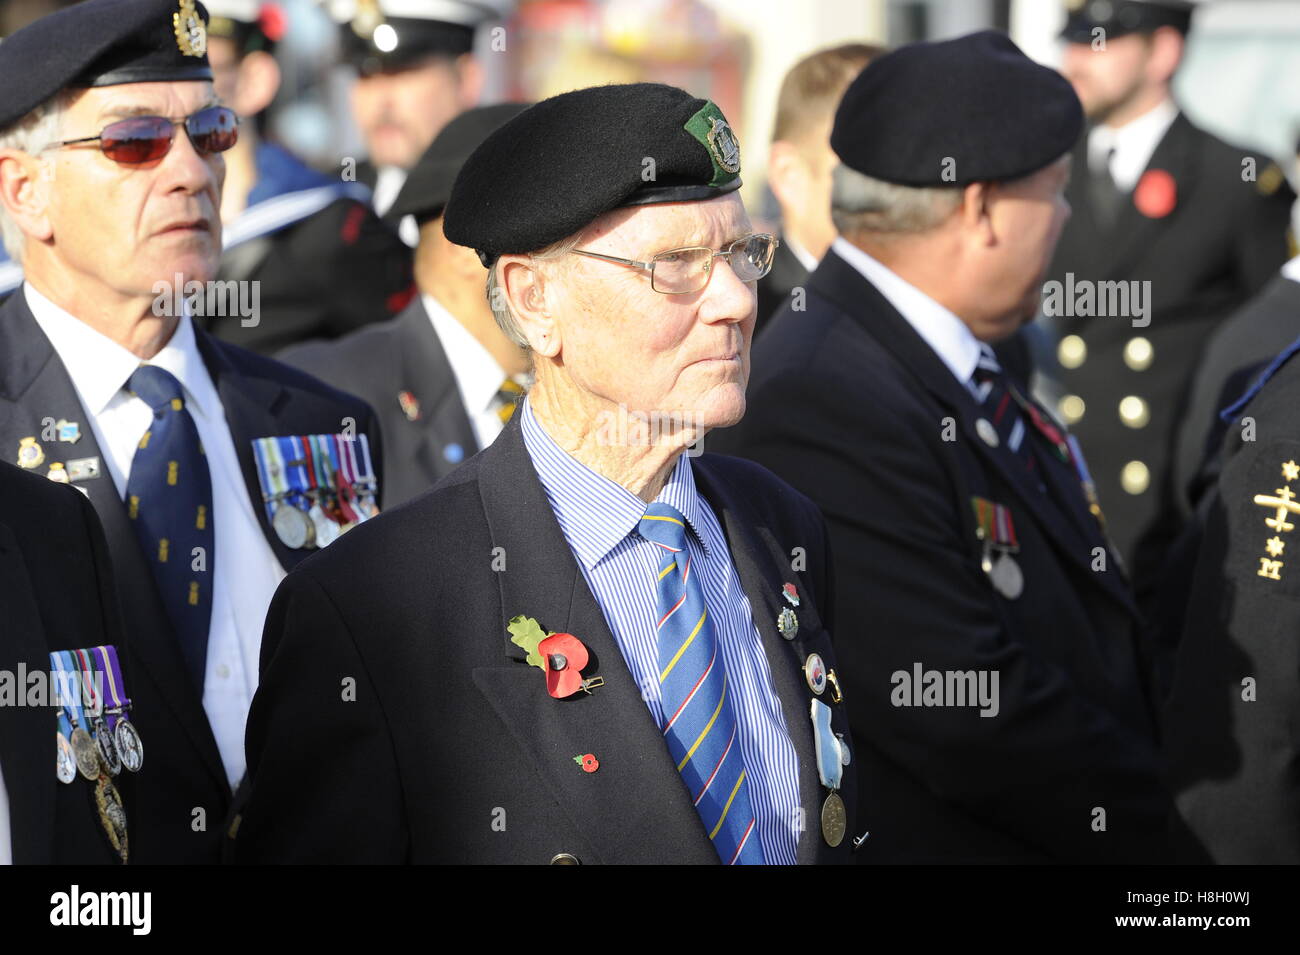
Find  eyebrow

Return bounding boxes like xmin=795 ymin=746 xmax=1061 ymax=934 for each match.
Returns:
xmin=657 ymin=232 xmax=752 ymax=254
xmin=95 ymin=99 xmax=222 ymax=123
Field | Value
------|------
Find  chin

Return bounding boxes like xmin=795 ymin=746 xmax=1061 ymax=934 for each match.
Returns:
xmin=697 ymin=387 xmax=747 ymax=432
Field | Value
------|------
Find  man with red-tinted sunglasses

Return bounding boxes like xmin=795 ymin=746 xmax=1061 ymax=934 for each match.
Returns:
xmin=0 ymin=0 xmax=383 ymax=865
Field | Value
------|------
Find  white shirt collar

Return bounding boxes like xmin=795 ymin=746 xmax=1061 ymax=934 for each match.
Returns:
xmin=422 ymin=293 xmax=511 ymax=417
xmin=1087 ymin=98 xmax=1179 ymax=193
xmin=1281 ymin=253 xmax=1300 ymax=284
xmin=831 ymin=236 xmax=982 ymax=388
xmin=782 ymin=234 xmax=820 ymax=273
xmin=24 ymin=281 xmax=215 ymax=419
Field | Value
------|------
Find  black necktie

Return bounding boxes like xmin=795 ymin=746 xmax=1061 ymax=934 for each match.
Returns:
xmin=1089 ymin=145 xmax=1123 ymax=229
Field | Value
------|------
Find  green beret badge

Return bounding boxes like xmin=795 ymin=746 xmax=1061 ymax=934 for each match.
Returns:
xmin=685 ymin=101 xmax=741 ymax=187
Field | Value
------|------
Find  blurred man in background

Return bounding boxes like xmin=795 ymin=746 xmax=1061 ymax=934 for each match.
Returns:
xmin=332 ymin=0 xmax=498 ymax=245
xmin=1044 ymin=0 xmax=1293 ymax=583
xmin=200 ymin=0 xmax=415 ymax=354
xmin=280 ymin=103 xmax=532 ymax=507
xmin=759 ymin=42 xmax=881 ymax=336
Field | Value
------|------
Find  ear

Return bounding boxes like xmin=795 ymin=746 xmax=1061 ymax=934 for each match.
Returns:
xmin=960 ymin=180 xmax=996 ymax=247
xmin=766 ymin=140 xmax=807 ymax=211
xmin=453 ymin=53 xmax=484 ymax=109
xmin=0 ymin=149 xmax=53 ymax=252
xmin=1146 ymin=26 xmax=1185 ymax=86
xmin=499 ymin=255 xmax=560 ymax=357
xmin=233 ymin=50 xmax=281 ymax=117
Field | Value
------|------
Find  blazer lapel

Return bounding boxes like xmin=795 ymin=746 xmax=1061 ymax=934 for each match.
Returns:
xmin=691 ymin=459 xmax=854 ymax=864
xmin=0 ymin=295 xmax=229 ymax=792
xmin=812 ymin=251 xmax=1135 ymax=615
xmin=396 ymin=301 xmax=479 ymax=483
xmin=1098 ymin=112 xmax=1199 ymax=278
xmin=471 ymin=419 xmax=719 ymax=864
xmin=0 ymin=523 xmax=55 ymax=864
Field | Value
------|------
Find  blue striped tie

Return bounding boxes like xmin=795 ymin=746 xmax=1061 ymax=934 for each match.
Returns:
xmin=125 ymin=365 xmax=214 ymax=692
xmin=638 ymin=502 xmax=763 ymax=864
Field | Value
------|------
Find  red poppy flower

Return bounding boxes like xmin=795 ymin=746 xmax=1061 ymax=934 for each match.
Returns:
xmin=579 ymin=754 xmax=599 ymax=773
xmin=1134 ymin=169 xmax=1177 ymax=219
xmin=539 ymin=632 xmax=589 ymax=698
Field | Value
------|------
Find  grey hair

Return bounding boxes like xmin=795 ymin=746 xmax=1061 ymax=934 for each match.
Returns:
xmin=0 ymin=92 xmax=71 ymax=261
xmin=485 ymin=231 xmax=585 ymax=350
xmin=830 ymin=163 xmax=963 ymax=238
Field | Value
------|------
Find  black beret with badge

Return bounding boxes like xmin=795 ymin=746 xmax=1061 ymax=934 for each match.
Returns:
xmin=0 ymin=0 xmax=212 ymax=132
xmin=1060 ymin=0 xmax=1195 ymax=44
xmin=444 ymin=83 xmax=744 ymax=266
xmin=331 ymin=0 xmax=503 ymax=75
xmin=830 ymin=30 xmax=1083 ymax=188
xmin=387 ymin=101 xmax=531 ymax=228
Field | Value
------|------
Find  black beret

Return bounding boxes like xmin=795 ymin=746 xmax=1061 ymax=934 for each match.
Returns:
xmin=444 ymin=83 xmax=744 ymax=266
xmin=387 ymin=102 xmax=531 ymax=227
xmin=332 ymin=0 xmax=497 ymax=73
xmin=0 ymin=0 xmax=213 ymax=131
xmin=831 ymin=30 xmax=1082 ymax=187
xmin=1060 ymin=0 xmax=1194 ymax=44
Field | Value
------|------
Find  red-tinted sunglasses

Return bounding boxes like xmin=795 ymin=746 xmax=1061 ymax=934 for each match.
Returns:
xmin=49 ymin=105 xmax=239 ymax=165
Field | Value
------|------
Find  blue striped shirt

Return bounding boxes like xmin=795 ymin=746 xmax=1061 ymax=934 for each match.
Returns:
xmin=520 ymin=400 xmax=801 ymax=864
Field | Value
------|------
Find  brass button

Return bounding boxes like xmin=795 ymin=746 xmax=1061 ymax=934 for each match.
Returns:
xmin=1057 ymin=334 xmax=1087 ymax=369
xmin=1121 ymin=460 xmax=1150 ymax=495
xmin=1058 ymin=394 xmax=1085 ymax=424
xmin=1118 ymin=395 xmax=1149 ymax=429
xmin=1123 ymin=337 xmax=1153 ymax=371
xmin=550 ymin=853 xmax=581 ymax=865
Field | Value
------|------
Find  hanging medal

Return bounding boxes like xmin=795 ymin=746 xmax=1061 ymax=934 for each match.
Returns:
xmin=76 ymin=647 xmax=121 ymax=776
xmin=354 ymin=433 xmax=380 ymax=519
xmin=810 ymin=698 xmax=847 ymax=847
xmin=277 ymin=436 xmax=319 ymax=549
xmin=307 ymin=435 xmax=343 ymax=546
xmin=49 ymin=652 xmax=77 ymax=784
xmin=296 ymin=435 xmax=338 ymax=548
xmin=96 ymin=645 xmax=143 ymax=774
xmin=329 ymin=434 xmax=361 ymax=531
xmin=971 ymin=497 xmax=1023 ymax=600
xmin=55 ymin=651 xmax=99 ymax=781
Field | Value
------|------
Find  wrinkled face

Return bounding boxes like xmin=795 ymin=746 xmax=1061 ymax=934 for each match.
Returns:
xmin=45 ymin=81 xmax=224 ymax=297
xmin=973 ymin=155 xmax=1072 ymax=340
xmin=351 ymin=57 xmax=465 ymax=169
xmin=1061 ymin=34 xmax=1152 ymax=122
xmin=547 ymin=193 xmax=757 ymax=431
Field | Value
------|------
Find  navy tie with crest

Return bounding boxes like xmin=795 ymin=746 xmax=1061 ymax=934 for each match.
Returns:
xmin=125 ymin=365 xmax=214 ymax=692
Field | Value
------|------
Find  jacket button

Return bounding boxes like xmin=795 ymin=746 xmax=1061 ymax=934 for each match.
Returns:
xmin=550 ymin=853 xmax=581 ymax=865
xmin=1121 ymin=460 xmax=1150 ymax=495
xmin=1058 ymin=334 xmax=1087 ymax=369
xmin=1118 ymin=395 xmax=1149 ymax=428
xmin=1123 ymin=337 xmax=1153 ymax=371
xmin=1058 ymin=394 xmax=1085 ymax=424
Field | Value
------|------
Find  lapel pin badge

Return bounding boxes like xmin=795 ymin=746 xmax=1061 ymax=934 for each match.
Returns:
xmin=782 ymin=582 xmax=800 ymax=607
xmin=573 ymin=753 xmax=599 ymax=773
xmin=509 ymin=615 xmax=603 ymax=698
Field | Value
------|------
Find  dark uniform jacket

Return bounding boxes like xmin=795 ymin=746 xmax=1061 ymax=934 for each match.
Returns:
xmin=1160 ymin=336 xmax=1300 ymax=863
xmin=0 ymin=462 xmax=128 ymax=864
xmin=195 ymin=144 xmax=415 ymax=355
xmin=278 ymin=296 xmax=475 ymax=508
xmin=710 ymin=248 xmax=1172 ymax=863
xmin=0 ymin=290 xmax=382 ymax=864
xmin=1044 ymin=111 xmax=1294 ymax=572
xmin=235 ymin=417 xmax=857 ymax=864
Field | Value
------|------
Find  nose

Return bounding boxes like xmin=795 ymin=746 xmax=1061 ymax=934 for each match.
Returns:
xmin=163 ymin=118 xmax=222 ymax=196
xmin=699 ymin=252 xmax=756 ymax=326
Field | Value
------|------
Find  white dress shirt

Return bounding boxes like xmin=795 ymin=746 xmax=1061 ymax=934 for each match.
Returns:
xmin=372 ymin=165 xmax=418 ymax=247
xmin=831 ymin=236 xmax=983 ymax=395
xmin=25 ymin=283 xmax=285 ymax=789
xmin=783 ymin=234 xmax=820 ymax=273
xmin=424 ymin=293 xmax=520 ymax=451
xmin=1087 ymin=98 xmax=1179 ymax=193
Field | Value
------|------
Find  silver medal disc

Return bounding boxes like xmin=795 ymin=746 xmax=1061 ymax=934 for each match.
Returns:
xmin=56 ymin=732 xmax=77 ymax=784
xmin=114 ymin=717 xmax=144 ymax=773
xmin=95 ymin=719 xmax=122 ymax=776
xmin=990 ymin=552 xmax=1024 ymax=600
xmin=272 ymin=503 xmax=316 ymax=549
xmin=309 ymin=503 xmax=339 ymax=548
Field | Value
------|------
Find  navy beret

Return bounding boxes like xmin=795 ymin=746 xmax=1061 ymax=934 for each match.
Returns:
xmin=1061 ymin=0 xmax=1194 ymax=44
xmin=444 ymin=83 xmax=744 ymax=266
xmin=0 ymin=0 xmax=213 ymax=132
xmin=388 ymin=102 xmax=531 ymax=227
xmin=831 ymin=30 xmax=1082 ymax=187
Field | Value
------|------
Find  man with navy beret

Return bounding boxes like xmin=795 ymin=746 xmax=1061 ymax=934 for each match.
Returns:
xmin=1045 ymin=0 xmax=1294 ymax=581
xmin=238 ymin=83 xmax=857 ymax=864
xmin=712 ymin=31 xmax=1174 ymax=862
xmin=278 ymin=103 xmax=532 ymax=508
xmin=0 ymin=0 xmax=382 ymax=864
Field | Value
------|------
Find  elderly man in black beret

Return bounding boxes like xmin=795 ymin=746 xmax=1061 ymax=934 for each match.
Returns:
xmin=0 ymin=0 xmax=382 ymax=864
xmin=712 ymin=31 xmax=1174 ymax=863
xmin=237 ymin=83 xmax=857 ymax=864
xmin=279 ymin=103 xmax=533 ymax=508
